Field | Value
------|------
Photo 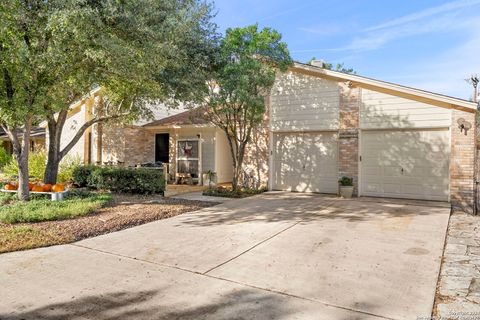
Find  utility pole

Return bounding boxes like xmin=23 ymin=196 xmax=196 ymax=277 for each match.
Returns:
xmin=467 ymin=74 xmax=480 ymax=215
xmin=466 ymin=74 xmax=479 ymax=102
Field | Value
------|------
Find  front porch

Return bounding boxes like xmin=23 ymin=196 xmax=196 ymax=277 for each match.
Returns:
xmin=164 ymin=184 xmax=208 ymax=197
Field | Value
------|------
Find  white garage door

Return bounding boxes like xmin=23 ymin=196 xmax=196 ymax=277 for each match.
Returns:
xmin=360 ymin=129 xmax=450 ymax=201
xmin=273 ymin=132 xmax=338 ymax=193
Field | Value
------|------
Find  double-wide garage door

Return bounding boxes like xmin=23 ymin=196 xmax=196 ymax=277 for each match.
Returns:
xmin=273 ymin=132 xmax=338 ymax=193
xmin=272 ymin=129 xmax=450 ymax=201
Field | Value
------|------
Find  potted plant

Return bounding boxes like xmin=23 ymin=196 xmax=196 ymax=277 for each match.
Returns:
xmin=202 ymin=170 xmax=217 ymax=187
xmin=338 ymin=176 xmax=354 ymax=198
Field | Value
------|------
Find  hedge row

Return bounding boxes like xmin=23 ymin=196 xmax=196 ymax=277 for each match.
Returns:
xmin=72 ymin=166 xmax=165 ymax=194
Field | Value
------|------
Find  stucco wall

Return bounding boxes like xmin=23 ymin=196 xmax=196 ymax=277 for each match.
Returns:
xmin=60 ymin=104 xmax=87 ymax=160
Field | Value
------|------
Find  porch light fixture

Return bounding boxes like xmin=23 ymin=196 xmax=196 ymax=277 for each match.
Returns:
xmin=457 ymin=118 xmax=472 ymax=135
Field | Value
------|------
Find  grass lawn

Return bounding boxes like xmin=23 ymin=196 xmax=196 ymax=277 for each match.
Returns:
xmin=203 ymin=186 xmax=265 ymax=198
xmin=0 ymin=191 xmax=112 ymax=224
xmin=0 ymin=193 xmax=215 ymax=254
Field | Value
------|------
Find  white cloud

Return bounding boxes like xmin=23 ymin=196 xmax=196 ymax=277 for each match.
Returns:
xmin=338 ymin=0 xmax=480 ymax=52
xmin=385 ymin=19 xmax=480 ymax=99
xmin=364 ymin=0 xmax=480 ymax=32
xmin=298 ymin=23 xmax=345 ymax=36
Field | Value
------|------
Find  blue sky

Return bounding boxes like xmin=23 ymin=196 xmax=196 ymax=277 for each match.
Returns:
xmin=213 ymin=0 xmax=480 ymax=100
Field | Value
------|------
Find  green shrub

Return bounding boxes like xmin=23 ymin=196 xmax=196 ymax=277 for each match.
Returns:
xmin=339 ymin=176 xmax=353 ymax=186
xmin=72 ymin=165 xmax=96 ymax=187
xmin=3 ymin=150 xmax=46 ymax=181
xmin=73 ymin=166 xmax=165 ymax=194
xmin=203 ymin=186 xmax=264 ymax=198
xmin=58 ymin=155 xmax=82 ymax=183
xmin=0 ymin=147 xmax=11 ymax=169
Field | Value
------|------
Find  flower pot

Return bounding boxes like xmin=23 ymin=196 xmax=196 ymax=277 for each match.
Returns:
xmin=339 ymin=186 xmax=354 ymax=198
xmin=202 ymin=174 xmax=216 ymax=187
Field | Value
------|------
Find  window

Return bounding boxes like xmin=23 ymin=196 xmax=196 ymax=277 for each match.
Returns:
xmin=177 ymin=140 xmax=199 ymax=178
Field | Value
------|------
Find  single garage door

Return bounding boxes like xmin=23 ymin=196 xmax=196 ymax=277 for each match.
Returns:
xmin=273 ymin=132 xmax=338 ymax=193
xmin=360 ymin=129 xmax=450 ymax=201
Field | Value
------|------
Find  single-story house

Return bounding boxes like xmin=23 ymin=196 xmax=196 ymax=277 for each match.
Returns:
xmin=0 ymin=127 xmax=46 ymax=155
xmin=52 ymin=61 xmax=479 ymax=213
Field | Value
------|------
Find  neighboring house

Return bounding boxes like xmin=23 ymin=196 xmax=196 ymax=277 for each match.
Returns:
xmin=54 ymin=61 xmax=478 ymax=213
xmin=0 ymin=127 xmax=46 ymax=155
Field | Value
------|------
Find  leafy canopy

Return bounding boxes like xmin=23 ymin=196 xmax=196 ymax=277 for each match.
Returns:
xmin=0 ymin=0 xmax=218 ymax=126
xmin=207 ymin=24 xmax=292 ymax=133
xmin=204 ymin=24 xmax=292 ymax=189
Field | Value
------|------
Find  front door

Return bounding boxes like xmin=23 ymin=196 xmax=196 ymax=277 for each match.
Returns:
xmin=155 ymin=133 xmax=169 ymax=163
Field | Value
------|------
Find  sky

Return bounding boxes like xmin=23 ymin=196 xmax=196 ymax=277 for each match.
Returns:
xmin=213 ymin=0 xmax=480 ymax=100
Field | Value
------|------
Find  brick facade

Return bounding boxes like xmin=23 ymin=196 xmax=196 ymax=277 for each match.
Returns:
xmin=123 ymin=126 xmax=155 ymax=167
xmin=338 ymin=83 xmax=360 ymax=195
xmin=450 ymin=110 xmax=476 ymax=213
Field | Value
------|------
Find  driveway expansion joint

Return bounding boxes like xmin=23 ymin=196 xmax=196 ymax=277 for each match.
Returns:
xmin=203 ymin=199 xmax=338 ymax=275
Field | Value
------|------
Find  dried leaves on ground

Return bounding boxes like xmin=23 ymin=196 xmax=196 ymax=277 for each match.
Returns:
xmin=0 ymin=194 xmax=217 ymax=254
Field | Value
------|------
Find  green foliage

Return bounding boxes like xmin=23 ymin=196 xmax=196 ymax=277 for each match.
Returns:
xmin=0 ymin=191 xmax=112 ymax=224
xmin=2 ymin=151 xmax=78 ymax=182
xmin=0 ymin=147 xmax=12 ymax=169
xmin=203 ymin=186 xmax=265 ymax=198
xmin=3 ymin=151 xmax=47 ymax=181
xmin=205 ymin=24 xmax=292 ymax=189
xmin=72 ymin=165 xmax=96 ymax=187
xmin=73 ymin=166 xmax=165 ymax=194
xmin=339 ymin=176 xmax=354 ymax=186
xmin=57 ymin=155 xmax=82 ymax=183
xmin=0 ymin=0 xmax=218 ymax=191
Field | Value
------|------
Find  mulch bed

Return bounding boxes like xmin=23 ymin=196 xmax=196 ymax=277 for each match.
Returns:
xmin=0 ymin=194 xmax=218 ymax=254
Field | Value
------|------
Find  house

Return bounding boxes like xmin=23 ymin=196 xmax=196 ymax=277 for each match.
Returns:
xmin=54 ymin=61 xmax=478 ymax=213
xmin=0 ymin=127 xmax=46 ymax=155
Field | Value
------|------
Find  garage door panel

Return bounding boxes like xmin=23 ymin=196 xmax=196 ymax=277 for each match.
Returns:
xmin=361 ymin=129 xmax=450 ymax=201
xmin=274 ymin=132 xmax=338 ymax=194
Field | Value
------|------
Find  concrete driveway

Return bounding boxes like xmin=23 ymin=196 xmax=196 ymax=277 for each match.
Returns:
xmin=0 ymin=192 xmax=450 ymax=320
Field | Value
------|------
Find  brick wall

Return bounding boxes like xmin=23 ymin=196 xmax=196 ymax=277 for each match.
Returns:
xmin=123 ymin=126 xmax=155 ymax=167
xmin=338 ymin=83 xmax=360 ymax=195
xmin=450 ymin=110 xmax=476 ymax=213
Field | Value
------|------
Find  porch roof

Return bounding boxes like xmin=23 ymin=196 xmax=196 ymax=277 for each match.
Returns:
xmin=143 ymin=108 xmax=208 ymax=128
xmin=0 ymin=127 xmax=46 ymax=140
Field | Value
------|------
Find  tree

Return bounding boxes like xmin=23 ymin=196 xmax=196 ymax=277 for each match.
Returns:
xmin=204 ymin=25 xmax=292 ymax=190
xmin=0 ymin=0 xmax=218 ymax=194
xmin=0 ymin=0 xmax=51 ymax=200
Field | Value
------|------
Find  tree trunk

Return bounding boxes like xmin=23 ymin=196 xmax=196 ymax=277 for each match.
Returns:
xmin=43 ymin=111 xmax=66 ymax=184
xmin=44 ymin=158 xmax=60 ymax=185
xmin=6 ymin=117 xmax=33 ymax=201
xmin=17 ymin=149 xmax=30 ymax=201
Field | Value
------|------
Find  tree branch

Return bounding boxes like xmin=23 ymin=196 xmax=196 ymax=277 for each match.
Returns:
xmin=59 ymin=113 xmax=129 ymax=158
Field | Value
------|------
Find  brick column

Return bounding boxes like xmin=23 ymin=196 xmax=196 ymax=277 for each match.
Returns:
xmin=450 ymin=110 xmax=476 ymax=213
xmin=338 ymin=83 xmax=360 ymax=195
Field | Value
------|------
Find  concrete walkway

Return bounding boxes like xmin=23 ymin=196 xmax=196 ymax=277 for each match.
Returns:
xmin=435 ymin=211 xmax=480 ymax=316
xmin=0 ymin=192 xmax=450 ymax=320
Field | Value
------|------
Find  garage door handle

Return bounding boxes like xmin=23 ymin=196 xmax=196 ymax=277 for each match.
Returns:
xmin=401 ymin=167 xmax=404 ymax=174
